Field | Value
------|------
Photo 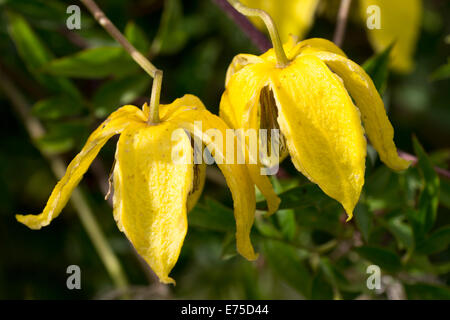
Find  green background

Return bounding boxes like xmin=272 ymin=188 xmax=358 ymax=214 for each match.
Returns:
xmin=0 ymin=0 xmax=449 ymax=299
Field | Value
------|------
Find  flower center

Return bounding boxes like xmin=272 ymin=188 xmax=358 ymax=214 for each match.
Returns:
xmin=259 ymin=86 xmax=288 ymax=166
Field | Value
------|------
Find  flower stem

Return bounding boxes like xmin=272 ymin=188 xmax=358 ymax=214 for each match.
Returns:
xmin=227 ymin=0 xmax=289 ymax=67
xmin=80 ymin=0 xmax=162 ymax=123
xmin=333 ymin=0 xmax=353 ymax=47
xmin=148 ymin=70 xmax=163 ymax=125
xmin=0 ymin=68 xmax=129 ymax=295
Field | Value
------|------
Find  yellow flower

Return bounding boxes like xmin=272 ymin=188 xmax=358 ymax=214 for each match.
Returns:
xmin=241 ymin=0 xmax=422 ymax=72
xmin=240 ymin=0 xmax=320 ymax=42
xmin=360 ymin=0 xmax=422 ymax=73
xmin=16 ymin=94 xmax=279 ymax=284
xmin=220 ymin=37 xmax=410 ymax=220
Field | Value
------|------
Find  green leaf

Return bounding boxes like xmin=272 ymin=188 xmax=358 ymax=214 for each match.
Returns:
xmin=404 ymin=283 xmax=450 ymax=300
xmin=32 ymin=95 xmax=84 ymax=120
xmin=295 ymin=204 xmax=344 ymax=236
xmin=311 ymin=271 xmax=334 ymax=300
xmin=276 ymin=210 xmax=296 ymax=241
xmin=433 ymin=262 xmax=450 ymax=275
xmin=416 ymin=226 xmax=450 ymax=255
xmin=430 ymin=60 xmax=450 ymax=81
xmin=354 ymin=202 xmax=373 ymax=242
xmin=43 ymin=47 xmax=138 ymax=79
xmin=386 ymin=216 xmax=414 ymax=250
xmin=429 ymin=149 xmax=450 ymax=168
xmin=150 ymin=0 xmax=188 ymax=55
xmin=355 ymin=246 xmax=402 ymax=273
xmin=256 ymin=183 xmax=333 ymax=211
xmin=270 ymin=177 xmax=296 ymax=240
xmin=188 ymin=197 xmax=235 ymax=232
xmin=365 ymin=166 xmax=404 ymax=211
xmin=36 ymin=121 xmax=89 ymax=154
xmin=316 ymin=257 xmax=346 ymax=298
xmin=93 ymin=74 xmax=150 ymax=118
xmin=7 ymin=11 xmax=51 ymax=69
xmin=412 ymin=137 xmax=440 ymax=240
xmin=6 ymin=11 xmax=81 ymax=99
xmin=439 ymin=178 xmax=450 ymax=209
xmin=125 ymin=21 xmax=150 ymax=53
xmin=220 ymin=233 xmax=238 ymax=260
xmin=262 ymin=239 xmax=311 ymax=298
xmin=363 ymin=43 xmax=394 ymax=95
xmin=254 ymin=216 xmax=282 ymax=238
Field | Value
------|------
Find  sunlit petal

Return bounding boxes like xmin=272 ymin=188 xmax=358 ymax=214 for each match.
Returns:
xmin=271 ymin=54 xmax=367 ymax=219
xmin=113 ymin=121 xmax=193 ymax=284
xmin=310 ymin=51 xmax=410 ymax=171
xmin=16 ymin=106 xmax=146 ymax=230
xmin=169 ymin=107 xmax=263 ymax=260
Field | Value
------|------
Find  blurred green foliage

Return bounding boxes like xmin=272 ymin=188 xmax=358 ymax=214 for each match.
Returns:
xmin=0 ymin=0 xmax=449 ymax=300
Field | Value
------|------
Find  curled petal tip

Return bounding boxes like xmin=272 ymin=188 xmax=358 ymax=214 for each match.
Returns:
xmin=15 ymin=214 xmax=45 ymax=230
xmin=343 ymin=201 xmax=356 ymax=223
xmin=237 ymin=237 xmax=259 ymax=261
xmin=245 ymin=252 xmax=259 ymax=262
xmin=393 ymin=158 xmax=412 ymax=172
xmin=345 ymin=213 xmax=353 ymax=223
xmin=159 ymin=277 xmax=176 ymax=285
xmin=266 ymin=195 xmax=281 ymax=216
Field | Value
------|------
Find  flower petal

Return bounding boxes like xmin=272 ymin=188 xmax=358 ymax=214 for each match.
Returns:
xmin=262 ymin=38 xmax=347 ymax=63
xmin=220 ymin=62 xmax=271 ymax=130
xmin=310 ymin=51 xmax=411 ymax=171
xmin=16 ymin=105 xmax=146 ymax=230
xmin=292 ymin=38 xmax=347 ymax=58
xmin=225 ymin=54 xmax=265 ymax=86
xmin=360 ymin=0 xmax=422 ymax=72
xmin=220 ymin=70 xmax=281 ymax=215
xmin=113 ymin=121 xmax=193 ymax=284
xmin=271 ymin=55 xmax=367 ymax=218
xmin=169 ymin=107 xmax=262 ymax=260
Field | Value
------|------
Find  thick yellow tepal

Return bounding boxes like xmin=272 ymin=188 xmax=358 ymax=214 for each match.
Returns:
xmin=309 ymin=51 xmax=411 ymax=171
xmin=16 ymin=106 xmax=146 ymax=230
xmin=271 ymin=55 xmax=366 ymax=219
xmin=220 ymin=38 xmax=410 ymax=220
xmin=114 ymin=122 xmax=193 ymax=284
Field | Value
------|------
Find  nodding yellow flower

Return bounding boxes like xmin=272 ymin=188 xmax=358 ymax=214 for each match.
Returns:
xmin=220 ymin=37 xmax=411 ymax=220
xmin=16 ymin=94 xmax=279 ymax=284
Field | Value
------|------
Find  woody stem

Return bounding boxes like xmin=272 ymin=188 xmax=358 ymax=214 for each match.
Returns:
xmin=227 ymin=0 xmax=289 ymax=67
xmin=80 ymin=0 xmax=162 ymax=123
xmin=333 ymin=0 xmax=353 ymax=46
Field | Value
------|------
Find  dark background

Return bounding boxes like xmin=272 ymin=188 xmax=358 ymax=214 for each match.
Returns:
xmin=0 ymin=0 xmax=449 ymax=299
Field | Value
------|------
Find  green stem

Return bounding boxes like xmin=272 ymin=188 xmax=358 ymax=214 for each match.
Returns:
xmin=148 ymin=70 xmax=163 ymax=125
xmin=0 ymin=68 xmax=129 ymax=295
xmin=228 ymin=0 xmax=289 ymax=67
xmin=81 ymin=0 xmax=162 ymax=123
xmin=80 ymin=0 xmax=158 ymax=78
